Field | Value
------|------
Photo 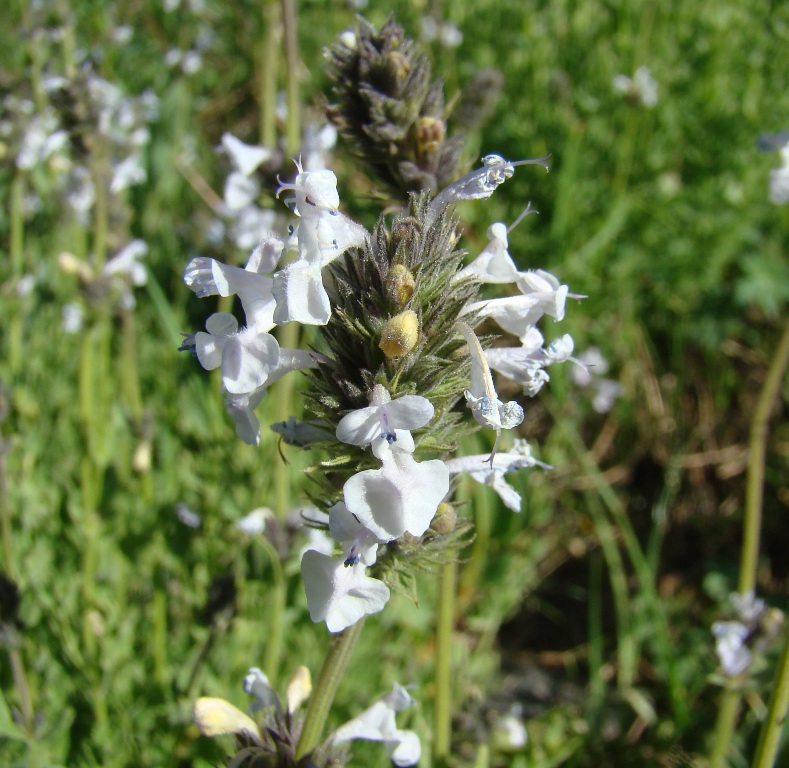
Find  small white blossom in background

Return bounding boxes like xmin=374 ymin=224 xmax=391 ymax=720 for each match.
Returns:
xmin=15 ymin=274 xmax=36 ymax=297
xmin=759 ymin=131 xmax=789 ymax=205
xmin=571 ymin=347 xmax=622 ymax=414
xmin=492 ymin=706 xmax=529 ymax=750
xmin=235 ymin=507 xmax=273 ymax=536
xmin=612 ymin=65 xmax=659 ymax=108
xmin=176 ymin=502 xmax=202 ymax=529
xmin=711 ymin=591 xmax=783 ymax=678
xmin=712 ymin=620 xmax=752 ymax=677
xmin=420 ymin=17 xmax=463 ymax=48
xmin=62 ymin=303 xmax=85 ymax=334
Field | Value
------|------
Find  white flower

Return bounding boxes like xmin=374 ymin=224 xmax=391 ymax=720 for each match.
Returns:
xmin=62 ymin=302 xmax=85 ymax=334
xmin=236 ymin=507 xmax=273 ymax=535
xmin=176 ymin=502 xmax=202 ymax=528
xmin=230 ymin=205 xmax=279 ymax=251
xmin=336 ymin=384 xmax=434 ymax=445
xmin=444 ymin=439 xmax=551 ymax=512
xmin=712 ymin=620 xmax=752 ymax=677
xmin=271 ymin=164 xmax=367 ymax=325
xmin=613 ymin=66 xmax=658 ymax=108
xmin=224 ymin=171 xmax=260 ymax=211
xmin=104 ymin=239 xmax=148 ymax=286
xmin=184 ymin=249 xmax=281 ymax=329
xmin=110 ymin=152 xmax=146 ymax=193
xmin=455 ymin=222 xmax=519 ymax=284
xmin=329 ymin=501 xmax=379 ymax=566
xmin=221 ymin=132 xmax=273 ymax=176
xmin=301 ymin=550 xmax=390 ymax=633
xmin=430 ymin=154 xmax=549 ymax=214
xmin=301 ymin=122 xmax=338 ymax=172
xmin=731 ymin=591 xmax=766 ymax=624
xmin=16 ymin=110 xmax=68 ymax=170
xmin=193 ymin=312 xmax=280 ymax=395
xmin=331 ymin=683 xmax=421 ymax=767
xmin=222 ymin=348 xmax=322 ymax=444
xmin=769 ymin=142 xmax=789 ymax=205
xmin=276 ymin=161 xmax=341 ymax=215
xmin=485 ymin=333 xmax=576 ymax=397
xmin=343 ymin=433 xmax=450 ymax=540
xmin=455 ymin=322 xmax=524 ymax=462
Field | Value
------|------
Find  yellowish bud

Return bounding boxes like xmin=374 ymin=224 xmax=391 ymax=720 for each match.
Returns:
xmin=379 ymin=310 xmax=419 ymax=358
xmin=431 ymin=502 xmax=457 ymax=535
xmin=412 ymin=116 xmax=445 ymax=167
xmin=386 ymin=264 xmax=416 ymax=306
xmin=286 ymin=665 xmax=312 ymax=714
xmin=193 ymin=697 xmax=262 ymax=743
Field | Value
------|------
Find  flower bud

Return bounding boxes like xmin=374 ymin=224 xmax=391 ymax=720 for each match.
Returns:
xmin=384 ymin=51 xmax=410 ymax=94
xmin=430 ymin=502 xmax=457 ymax=535
xmin=379 ymin=310 xmax=419 ymax=358
xmin=412 ymin=116 xmax=445 ymax=168
xmin=386 ymin=264 xmax=416 ymax=306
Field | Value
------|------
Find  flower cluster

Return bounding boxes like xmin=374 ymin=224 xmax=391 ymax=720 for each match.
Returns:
xmin=712 ymin=591 xmax=784 ymax=678
xmin=194 ymin=666 xmax=420 ymax=767
xmin=183 ymin=151 xmax=579 ymax=636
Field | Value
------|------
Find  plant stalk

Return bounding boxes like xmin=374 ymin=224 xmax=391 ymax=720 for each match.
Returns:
xmin=281 ymin=0 xmax=300 ymax=156
xmin=739 ymin=318 xmax=789 ymax=596
xmin=433 ymin=560 xmax=457 ymax=766
xmin=752 ymin=629 xmax=789 ymax=768
xmin=295 ymin=618 xmax=365 ymax=759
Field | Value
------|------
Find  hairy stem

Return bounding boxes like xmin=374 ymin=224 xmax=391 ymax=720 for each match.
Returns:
xmin=295 ymin=619 xmax=365 ymax=759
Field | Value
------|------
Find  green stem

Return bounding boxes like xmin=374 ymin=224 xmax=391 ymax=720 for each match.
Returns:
xmin=120 ymin=308 xmax=153 ymax=501
xmin=259 ymin=0 xmax=281 ymax=148
xmin=458 ymin=465 xmax=492 ymax=611
xmin=295 ymin=619 xmax=365 ymax=759
xmin=752 ymin=630 xmax=789 ymax=768
xmin=710 ymin=317 xmax=789 ymax=765
xmin=739 ymin=318 xmax=789 ymax=596
xmin=255 ymin=536 xmax=286 ymax=689
xmin=273 ymin=322 xmax=300 ymax=518
xmin=433 ymin=561 xmax=457 ymax=766
xmin=281 ymin=0 xmax=300 ymax=156
xmin=709 ymin=688 xmax=740 ymax=768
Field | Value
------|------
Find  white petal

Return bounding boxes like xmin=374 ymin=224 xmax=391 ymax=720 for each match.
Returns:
xmin=205 ymin=311 xmax=238 ymax=336
xmin=221 ymin=132 xmax=273 ymax=176
xmin=272 ymin=260 xmax=331 ymax=325
xmin=344 ymin=451 xmax=448 ymax=540
xmin=225 ymin=388 xmax=267 ymax=445
xmin=386 ymin=395 xmax=434 ymax=431
xmin=301 ymin=551 xmax=390 ymax=633
xmin=224 ymin=171 xmax=259 ymax=211
xmin=194 ymin=330 xmax=225 ymax=370
xmin=387 ymin=730 xmax=421 ymax=767
xmin=332 ymin=701 xmax=397 ymax=743
xmin=336 ymin=405 xmax=380 ymax=445
xmin=221 ymin=329 xmax=280 ymax=394
xmin=246 ymin=236 xmax=285 ymax=274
